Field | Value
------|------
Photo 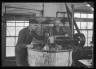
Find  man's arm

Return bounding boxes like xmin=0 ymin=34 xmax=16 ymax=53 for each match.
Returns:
xmin=15 ymin=30 xmax=27 ymax=49
xmin=32 ymin=30 xmax=46 ymax=40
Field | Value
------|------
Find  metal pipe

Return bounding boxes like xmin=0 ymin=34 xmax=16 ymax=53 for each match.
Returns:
xmin=71 ymin=4 xmax=74 ymax=38
xmin=42 ymin=2 xmax=44 ymax=17
xmin=4 ymin=6 xmax=7 ymax=58
xmin=6 ymin=9 xmax=35 ymax=14
xmin=41 ymin=3 xmax=44 ymax=34
xmin=65 ymin=3 xmax=72 ymax=37
xmin=65 ymin=3 xmax=80 ymax=34
xmin=6 ymin=6 xmax=42 ymax=12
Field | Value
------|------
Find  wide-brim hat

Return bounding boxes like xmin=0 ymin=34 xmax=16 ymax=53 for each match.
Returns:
xmin=29 ymin=19 xmax=39 ymax=24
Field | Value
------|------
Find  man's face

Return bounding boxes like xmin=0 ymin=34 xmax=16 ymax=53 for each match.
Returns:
xmin=55 ymin=20 xmax=62 ymax=27
xmin=29 ymin=23 xmax=38 ymax=31
xmin=55 ymin=23 xmax=59 ymax=26
xmin=55 ymin=22 xmax=60 ymax=28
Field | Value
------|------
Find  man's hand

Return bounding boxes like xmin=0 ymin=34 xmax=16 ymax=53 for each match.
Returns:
xmin=45 ymin=33 xmax=49 ymax=37
xmin=27 ymin=44 xmax=34 ymax=48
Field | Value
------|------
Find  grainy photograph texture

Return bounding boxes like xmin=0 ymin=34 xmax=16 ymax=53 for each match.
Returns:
xmin=2 ymin=2 xmax=94 ymax=68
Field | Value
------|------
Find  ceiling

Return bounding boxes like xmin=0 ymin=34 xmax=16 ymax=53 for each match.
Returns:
xmin=2 ymin=2 xmax=94 ymax=17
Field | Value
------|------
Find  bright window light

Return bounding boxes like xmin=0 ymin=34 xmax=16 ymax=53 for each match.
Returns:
xmin=6 ymin=27 xmax=15 ymax=36
xmin=88 ymin=14 xmax=93 ymax=18
xmin=81 ymin=13 xmax=87 ymax=18
xmin=6 ymin=47 xmax=15 ymax=57
xmin=74 ymin=13 xmax=80 ymax=18
xmin=81 ymin=22 xmax=87 ymax=29
xmin=6 ymin=37 xmax=15 ymax=46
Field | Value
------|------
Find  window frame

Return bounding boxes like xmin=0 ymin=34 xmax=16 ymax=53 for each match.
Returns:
xmin=2 ymin=16 xmax=30 ymax=61
xmin=74 ymin=12 xmax=93 ymax=47
xmin=5 ymin=20 xmax=29 ymax=60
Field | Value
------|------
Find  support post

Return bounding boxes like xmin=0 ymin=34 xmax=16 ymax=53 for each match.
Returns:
xmin=71 ymin=4 xmax=74 ymax=38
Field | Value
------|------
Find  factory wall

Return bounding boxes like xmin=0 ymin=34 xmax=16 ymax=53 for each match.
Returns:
xmin=2 ymin=3 xmax=86 ymax=17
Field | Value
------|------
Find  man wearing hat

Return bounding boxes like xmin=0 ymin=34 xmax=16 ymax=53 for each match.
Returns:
xmin=15 ymin=19 xmax=47 ymax=66
xmin=52 ymin=19 xmax=67 ymax=35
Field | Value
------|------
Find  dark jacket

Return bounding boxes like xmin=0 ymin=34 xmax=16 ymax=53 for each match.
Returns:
xmin=52 ymin=26 xmax=66 ymax=35
xmin=15 ymin=27 xmax=45 ymax=59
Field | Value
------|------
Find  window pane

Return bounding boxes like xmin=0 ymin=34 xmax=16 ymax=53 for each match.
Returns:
xmin=6 ymin=27 xmax=15 ymax=36
xmin=6 ymin=37 xmax=15 ymax=46
xmin=74 ymin=30 xmax=81 ymax=34
xmin=88 ymin=30 xmax=93 ymax=37
xmin=81 ymin=22 xmax=87 ymax=29
xmin=14 ymin=37 xmax=18 ymax=46
xmin=74 ymin=13 xmax=80 ymax=18
xmin=25 ymin=23 xmax=29 ymax=26
xmin=6 ymin=47 xmax=15 ymax=57
xmin=16 ymin=23 xmax=24 ymax=26
xmin=7 ymin=21 xmax=15 ymax=23
xmin=88 ymin=14 xmax=93 ymax=18
xmin=7 ymin=23 xmax=15 ymax=26
xmin=16 ymin=21 xmax=25 ymax=22
xmin=87 ymin=22 xmax=93 ymax=29
xmin=88 ymin=38 xmax=92 ymax=46
xmin=81 ymin=30 xmax=87 ymax=37
xmin=81 ymin=13 xmax=87 ymax=18
xmin=84 ymin=38 xmax=88 ymax=47
xmin=16 ymin=27 xmax=24 ymax=36
xmin=16 ymin=37 xmax=18 ymax=44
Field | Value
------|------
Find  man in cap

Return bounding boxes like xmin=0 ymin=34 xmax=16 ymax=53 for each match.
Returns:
xmin=15 ymin=19 xmax=47 ymax=66
xmin=52 ymin=19 xmax=67 ymax=35
xmin=51 ymin=19 xmax=69 ymax=49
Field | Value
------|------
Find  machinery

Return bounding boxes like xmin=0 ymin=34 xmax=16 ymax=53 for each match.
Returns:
xmin=32 ymin=3 xmax=86 ymax=51
xmin=27 ymin=3 xmax=87 ymax=67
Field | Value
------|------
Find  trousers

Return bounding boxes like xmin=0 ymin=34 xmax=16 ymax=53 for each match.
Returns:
xmin=15 ymin=47 xmax=29 ymax=66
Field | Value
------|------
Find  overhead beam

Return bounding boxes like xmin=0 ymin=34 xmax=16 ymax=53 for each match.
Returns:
xmin=5 ymin=6 xmax=42 ymax=12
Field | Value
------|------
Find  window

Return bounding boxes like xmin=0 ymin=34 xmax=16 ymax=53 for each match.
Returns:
xmin=87 ymin=22 xmax=93 ymax=29
xmin=74 ymin=13 xmax=80 ymax=18
xmin=88 ymin=14 xmax=93 ymax=18
xmin=6 ymin=20 xmax=29 ymax=57
xmin=81 ymin=13 xmax=87 ymax=18
xmin=81 ymin=22 xmax=87 ymax=29
xmin=74 ymin=13 xmax=93 ymax=47
xmin=81 ymin=30 xmax=87 ymax=37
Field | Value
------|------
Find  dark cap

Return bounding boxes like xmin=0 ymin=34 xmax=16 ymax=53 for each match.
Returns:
xmin=29 ymin=19 xmax=39 ymax=24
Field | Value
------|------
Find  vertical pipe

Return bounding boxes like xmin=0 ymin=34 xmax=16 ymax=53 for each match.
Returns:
xmin=41 ymin=2 xmax=44 ymax=34
xmin=42 ymin=2 xmax=44 ymax=17
xmin=4 ymin=6 xmax=7 ymax=58
xmin=71 ymin=4 xmax=74 ymax=38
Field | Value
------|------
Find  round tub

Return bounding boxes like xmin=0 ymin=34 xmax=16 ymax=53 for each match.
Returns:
xmin=27 ymin=47 xmax=73 ymax=66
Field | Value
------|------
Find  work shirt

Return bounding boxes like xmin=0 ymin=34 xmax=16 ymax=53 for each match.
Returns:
xmin=52 ymin=26 xmax=67 ymax=35
xmin=15 ymin=27 xmax=45 ymax=63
